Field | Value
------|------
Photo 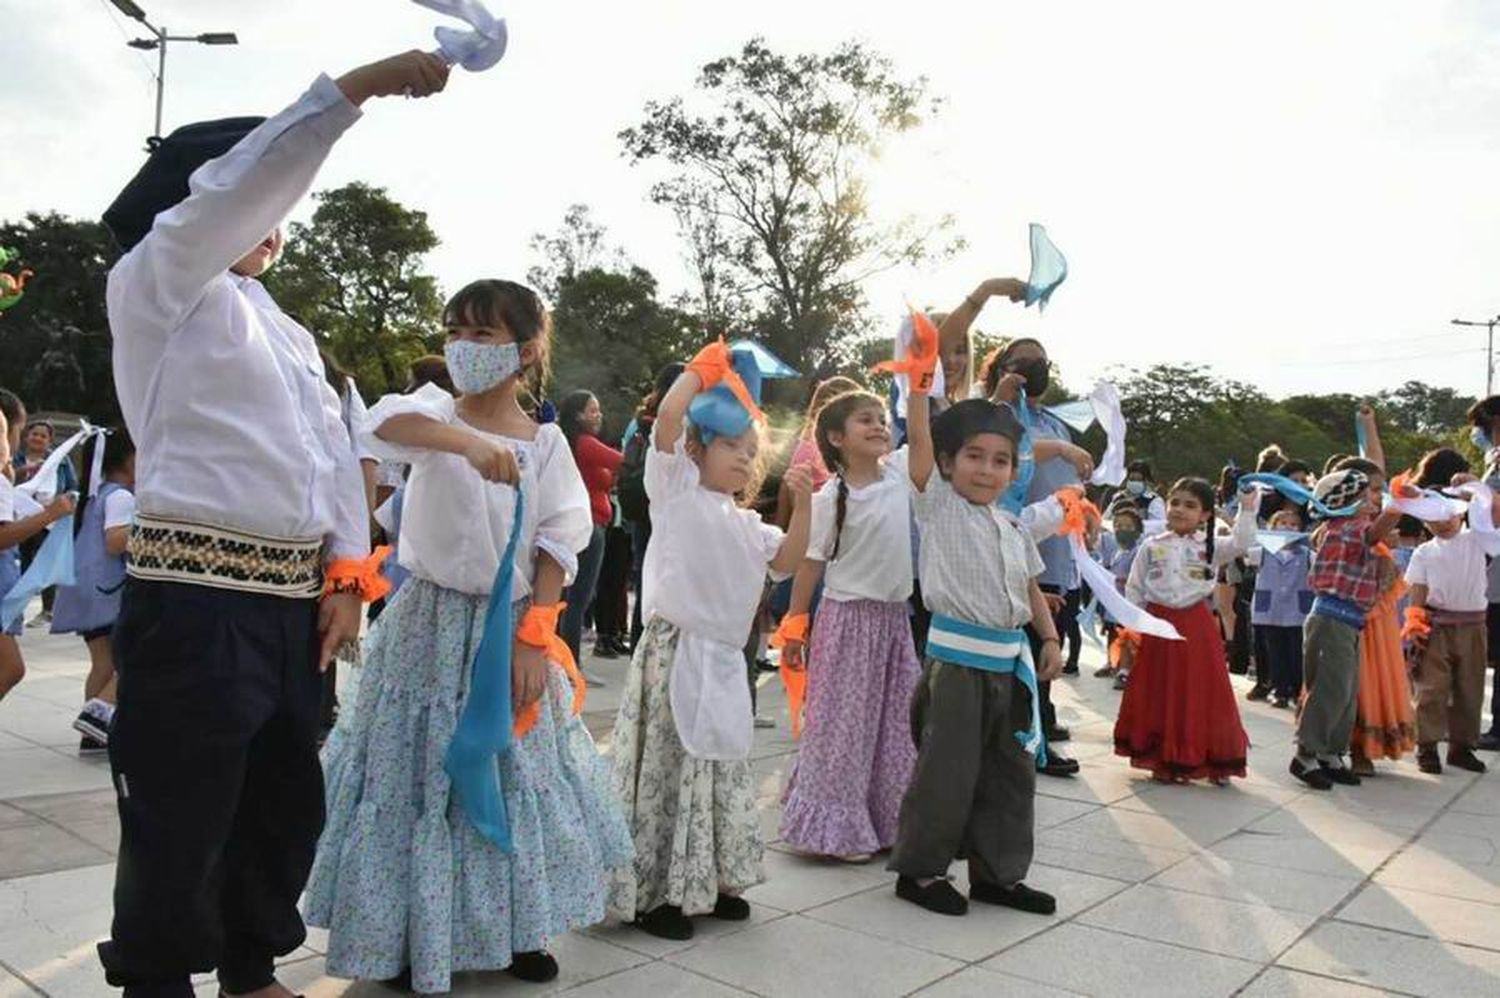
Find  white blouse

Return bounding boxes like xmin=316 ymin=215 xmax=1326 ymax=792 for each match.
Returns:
xmin=1126 ymin=507 xmax=1257 ymax=609
xmin=363 ymin=384 xmax=593 ymax=597
xmin=107 ymin=75 xmax=368 ymax=560
xmin=809 ymin=448 xmax=913 ymax=604
xmin=642 ymin=424 xmax=787 ymax=645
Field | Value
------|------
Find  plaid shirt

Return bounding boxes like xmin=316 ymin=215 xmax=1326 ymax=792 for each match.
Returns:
xmin=1309 ymin=517 xmax=1380 ymax=611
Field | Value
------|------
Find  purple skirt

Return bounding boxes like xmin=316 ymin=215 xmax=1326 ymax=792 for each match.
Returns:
xmin=780 ymin=597 xmax=920 ymax=856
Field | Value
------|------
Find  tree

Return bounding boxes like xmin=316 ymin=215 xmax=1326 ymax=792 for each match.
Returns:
xmin=548 ymin=266 xmax=697 ymax=439
xmin=1377 ymin=380 xmax=1477 ymax=437
xmin=621 ymin=38 xmax=960 ymax=378
xmin=0 ymin=212 xmax=120 ymax=422
xmin=526 ymin=203 xmax=626 ymax=300
xmin=263 ymin=183 xmax=442 ymax=393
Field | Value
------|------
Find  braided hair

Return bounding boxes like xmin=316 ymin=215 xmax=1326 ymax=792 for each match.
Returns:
xmin=1169 ymin=476 xmax=1218 ymax=566
xmin=813 ymin=390 xmax=886 ymax=561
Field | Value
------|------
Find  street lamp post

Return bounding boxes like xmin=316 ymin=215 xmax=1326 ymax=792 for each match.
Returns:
xmin=111 ymin=0 xmax=237 ymax=144
xmin=1451 ymin=316 xmax=1500 ymax=398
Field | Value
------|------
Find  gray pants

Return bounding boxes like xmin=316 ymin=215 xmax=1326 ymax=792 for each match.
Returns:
xmin=888 ymin=658 xmax=1035 ymax=886
xmin=1296 ymin=614 xmax=1362 ymax=757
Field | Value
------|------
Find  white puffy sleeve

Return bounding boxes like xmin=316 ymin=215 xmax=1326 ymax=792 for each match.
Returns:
xmin=645 ymin=420 xmax=701 ymax=503
xmin=531 ymin=424 xmax=593 ymax=584
xmin=1019 ymin=495 xmax=1066 ymax=541
xmin=756 ymin=516 xmax=791 ymax=581
xmin=362 ymin=383 xmax=458 ymax=464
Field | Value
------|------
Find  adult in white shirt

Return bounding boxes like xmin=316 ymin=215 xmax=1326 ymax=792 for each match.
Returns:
xmin=97 ymin=51 xmax=450 ymax=998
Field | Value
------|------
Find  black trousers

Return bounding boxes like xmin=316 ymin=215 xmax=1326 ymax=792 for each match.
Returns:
xmin=593 ymin=525 xmax=633 ymax=643
xmin=100 ymin=579 xmax=324 ymax=997
xmin=1255 ymin=623 xmax=1304 ymax=701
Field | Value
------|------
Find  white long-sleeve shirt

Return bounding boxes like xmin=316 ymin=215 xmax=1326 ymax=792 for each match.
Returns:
xmin=1126 ymin=506 xmax=1258 ymax=609
xmin=107 ymin=74 xmax=368 ymax=561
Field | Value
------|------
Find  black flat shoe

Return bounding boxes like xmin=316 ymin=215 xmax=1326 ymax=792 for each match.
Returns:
xmin=591 ymin=641 xmax=620 ymax=659
xmin=1418 ymin=746 xmax=1443 ymax=775
xmin=635 ymin=904 xmax=694 ymax=940
xmin=1320 ymin=764 xmax=1361 ymax=786
xmin=969 ymin=880 xmax=1057 ymax=915
xmin=1290 ymin=758 xmax=1333 ymax=790
xmin=895 ymin=875 xmax=967 ymax=916
xmin=1476 ymin=731 xmax=1500 ymax=752
xmin=1246 ymin=685 xmax=1270 ymax=702
xmin=1061 ymin=663 xmax=1079 ymax=676
xmin=507 ymin=950 xmax=559 ymax=983
xmin=1046 ymin=725 xmax=1071 ymax=743
xmin=1448 ymin=747 xmax=1488 ymax=773
xmin=712 ymin=893 xmax=751 ymax=920
xmin=1038 ymin=754 xmax=1080 ymax=778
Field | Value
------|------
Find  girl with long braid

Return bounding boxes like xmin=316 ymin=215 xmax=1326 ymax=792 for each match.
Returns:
xmin=775 ymin=389 xmax=921 ymax=861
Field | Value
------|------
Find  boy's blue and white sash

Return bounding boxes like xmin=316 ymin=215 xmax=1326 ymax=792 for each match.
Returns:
xmin=926 ymin=614 xmax=1047 ymax=765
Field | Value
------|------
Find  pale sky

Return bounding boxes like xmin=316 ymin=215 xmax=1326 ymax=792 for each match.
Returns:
xmin=6 ymin=0 xmax=1500 ymax=400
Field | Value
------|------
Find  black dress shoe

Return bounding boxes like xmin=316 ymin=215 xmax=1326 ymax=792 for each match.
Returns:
xmin=1418 ymin=746 xmax=1443 ymax=775
xmin=1038 ymin=754 xmax=1080 ymax=778
xmin=1476 ymin=731 xmax=1500 ymax=752
xmin=712 ymin=893 xmax=751 ymax=920
xmin=1319 ymin=764 xmax=1362 ymax=786
xmin=635 ymin=904 xmax=694 ymax=940
xmin=1061 ymin=663 xmax=1079 ymax=676
xmin=507 ymin=950 xmax=559 ymax=983
xmin=1290 ymin=758 xmax=1333 ymax=790
xmin=1046 ymin=725 xmax=1071 ymax=743
xmin=895 ymin=875 xmax=968 ymax=915
xmin=592 ymin=641 xmax=620 ymax=659
xmin=1448 ymin=747 xmax=1489 ymax=773
xmin=1246 ymin=684 xmax=1270 ymax=702
xmin=969 ymin=880 xmax=1057 ymax=915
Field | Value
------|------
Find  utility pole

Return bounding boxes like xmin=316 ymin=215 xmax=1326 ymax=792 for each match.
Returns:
xmin=1451 ymin=315 xmax=1500 ymax=397
xmin=110 ymin=1 xmax=238 ymax=145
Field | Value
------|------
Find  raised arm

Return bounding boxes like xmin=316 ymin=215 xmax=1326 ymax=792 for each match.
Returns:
xmin=653 ymin=370 xmax=702 ymax=455
xmin=1357 ymin=403 xmax=1386 ymax=474
xmin=109 ymin=52 xmax=448 ymax=338
xmin=770 ymin=465 xmax=814 ymax=576
xmin=937 ymin=277 xmax=1028 ymax=397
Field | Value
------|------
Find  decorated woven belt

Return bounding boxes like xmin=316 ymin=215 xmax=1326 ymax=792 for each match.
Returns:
xmin=127 ymin=513 xmax=323 ymax=598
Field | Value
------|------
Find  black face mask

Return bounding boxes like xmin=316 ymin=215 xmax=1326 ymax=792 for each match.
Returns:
xmin=1009 ymin=358 xmax=1050 ymax=398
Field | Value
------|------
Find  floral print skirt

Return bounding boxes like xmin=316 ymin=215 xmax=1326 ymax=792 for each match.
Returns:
xmin=303 ymin=578 xmax=632 ymax=995
xmin=607 ymin=616 xmax=765 ymax=920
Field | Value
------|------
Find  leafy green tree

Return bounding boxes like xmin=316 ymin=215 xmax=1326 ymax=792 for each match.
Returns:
xmin=547 ymin=267 xmax=697 ymax=439
xmin=621 ymin=38 xmax=960 ymax=378
xmin=263 ymin=182 xmax=442 ymax=393
xmin=1378 ymin=380 xmax=1477 ymax=436
xmin=0 ymin=212 xmax=119 ymax=422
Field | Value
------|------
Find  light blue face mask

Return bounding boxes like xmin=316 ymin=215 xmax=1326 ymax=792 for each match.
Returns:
xmin=445 ymin=339 xmax=521 ymax=395
xmin=1125 ymin=480 xmax=1146 ymax=496
xmin=1472 ymin=426 xmax=1492 ymax=451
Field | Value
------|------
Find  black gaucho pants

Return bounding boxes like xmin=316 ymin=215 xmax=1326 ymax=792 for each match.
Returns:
xmin=99 ymin=578 xmax=324 ymax=997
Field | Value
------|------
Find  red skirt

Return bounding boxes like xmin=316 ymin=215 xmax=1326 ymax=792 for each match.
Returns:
xmin=1113 ymin=601 xmax=1248 ymax=781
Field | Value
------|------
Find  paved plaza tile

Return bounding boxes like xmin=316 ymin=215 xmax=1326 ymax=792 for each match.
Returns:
xmin=2 ymin=626 xmax=1497 ymax=996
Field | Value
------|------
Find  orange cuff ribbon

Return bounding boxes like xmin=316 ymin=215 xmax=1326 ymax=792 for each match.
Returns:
xmin=771 ymin=613 xmax=810 ymax=738
xmin=1401 ymin=606 xmax=1432 ymax=644
xmin=689 ymin=336 xmax=765 ymax=425
xmin=1109 ymin=627 xmax=1142 ymax=668
xmin=1389 ymin=472 xmax=1419 ymax=500
xmin=324 ymin=546 xmax=394 ymax=603
xmin=872 ymin=309 xmax=941 ymax=396
xmin=512 ymin=602 xmax=587 ymax=738
xmin=1053 ymin=487 xmax=1099 ymax=538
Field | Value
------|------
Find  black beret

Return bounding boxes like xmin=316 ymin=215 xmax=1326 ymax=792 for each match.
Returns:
xmin=102 ymin=116 xmax=266 ymax=252
xmin=932 ymin=398 xmax=1024 ymax=458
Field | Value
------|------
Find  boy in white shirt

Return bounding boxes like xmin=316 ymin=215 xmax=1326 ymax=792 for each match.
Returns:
xmin=1405 ymin=509 xmax=1500 ymax=774
xmin=98 ymin=51 xmax=448 ymax=998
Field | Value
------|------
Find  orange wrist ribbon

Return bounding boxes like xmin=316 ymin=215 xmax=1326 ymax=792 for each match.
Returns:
xmin=323 ymin=546 xmax=393 ymax=603
xmin=1401 ymin=606 xmax=1432 ymax=644
xmin=1109 ymin=627 xmax=1142 ymax=668
xmin=1053 ymin=487 xmax=1099 ymax=538
xmin=1389 ymin=472 xmax=1419 ymax=500
xmin=771 ymin=613 xmax=811 ymax=738
xmin=511 ymin=602 xmax=588 ymax=737
xmin=872 ymin=309 xmax=941 ymax=396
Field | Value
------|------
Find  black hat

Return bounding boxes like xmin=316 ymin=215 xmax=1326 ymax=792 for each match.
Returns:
xmin=932 ymin=398 xmax=1024 ymax=460
xmin=103 ymin=117 xmax=265 ymax=252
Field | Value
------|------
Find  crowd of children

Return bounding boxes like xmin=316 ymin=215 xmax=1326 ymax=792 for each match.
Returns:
xmin=0 ymin=44 xmax=1498 ymax=998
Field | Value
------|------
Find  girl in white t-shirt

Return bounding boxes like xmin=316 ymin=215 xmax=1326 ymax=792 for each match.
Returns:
xmin=608 ymin=340 xmax=813 ymax=941
xmin=775 ymin=389 xmax=919 ymax=861
xmin=304 ymin=279 xmax=631 ymax=993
